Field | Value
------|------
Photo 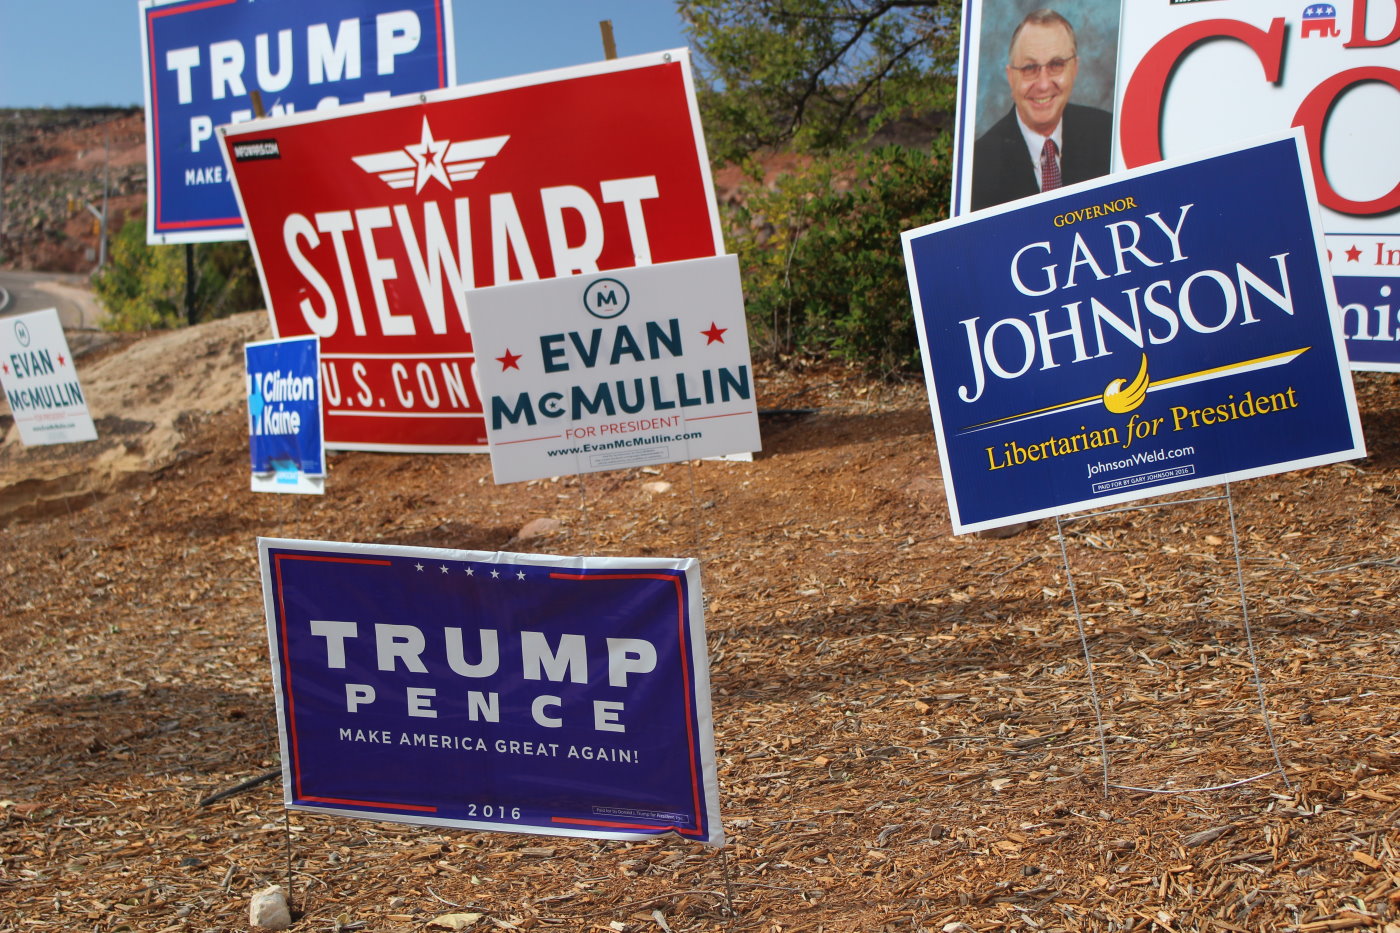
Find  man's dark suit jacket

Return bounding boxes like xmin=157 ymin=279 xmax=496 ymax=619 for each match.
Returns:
xmin=970 ymin=103 xmax=1113 ymax=211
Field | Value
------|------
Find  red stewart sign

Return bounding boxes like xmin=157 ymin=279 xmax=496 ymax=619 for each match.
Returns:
xmin=220 ymin=51 xmax=724 ymax=452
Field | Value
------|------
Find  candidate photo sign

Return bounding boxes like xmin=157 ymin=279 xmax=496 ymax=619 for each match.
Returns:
xmin=245 ymin=336 xmax=325 ymax=495
xmin=467 ymin=255 xmax=760 ymax=484
xmin=0 ymin=308 xmax=98 ymax=447
xmin=950 ymin=0 xmax=1400 ymax=371
xmin=140 ymin=0 xmax=455 ymax=244
xmin=221 ymin=50 xmax=724 ymax=453
xmin=905 ymin=134 xmax=1365 ymax=534
xmin=1115 ymin=0 xmax=1400 ymax=370
xmin=258 ymin=537 xmax=723 ymax=845
xmin=950 ymin=0 xmax=1122 ymax=217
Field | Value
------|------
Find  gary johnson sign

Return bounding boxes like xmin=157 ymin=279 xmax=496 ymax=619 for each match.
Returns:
xmin=221 ymin=50 xmax=724 ymax=453
xmin=906 ymin=134 xmax=1365 ymax=534
xmin=140 ymin=0 xmax=454 ymax=244
xmin=259 ymin=537 xmax=723 ymax=845
xmin=467 ymin=255 xmax=760 ymax=483
xmin=949 ymin=0 xmax=1400 ymax=370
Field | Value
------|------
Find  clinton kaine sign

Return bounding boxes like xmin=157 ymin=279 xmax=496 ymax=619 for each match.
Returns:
xmin=221 ymin=50 xmax=722 ymax=453
xmin=903 ymin=134 xmax=1364 ymax=534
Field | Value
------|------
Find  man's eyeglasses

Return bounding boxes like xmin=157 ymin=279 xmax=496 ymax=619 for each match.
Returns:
xmin=1009 ymin=56 xmax=1076 ymax=79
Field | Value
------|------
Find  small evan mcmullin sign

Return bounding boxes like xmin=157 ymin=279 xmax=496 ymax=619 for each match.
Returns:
xmin=0 ymin=309 xmax=97 ymax=447
xmin=220 ymin=50 xmax=724 ymax=453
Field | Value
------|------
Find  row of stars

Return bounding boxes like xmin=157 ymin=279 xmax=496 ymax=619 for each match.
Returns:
xmin=414 ymin=562 xmax=527 ymax=580
xmin=1 ymin=353 xmax=66 ymax=377
xmin=494 ymin=323 xmax=728 ymax=372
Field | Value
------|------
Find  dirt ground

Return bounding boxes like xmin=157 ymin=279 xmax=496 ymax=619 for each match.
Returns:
xmin=0 ymin=317 xmax=1397 ymax=933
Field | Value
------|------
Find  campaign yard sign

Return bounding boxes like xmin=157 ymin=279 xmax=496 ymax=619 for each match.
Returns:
xmin=467 ymin=255 xmax=760 ymax=484
xmin=1115 ymin=0 xmax=1400 ymax=371
xmin=258 ymin=537 xmax=723 ymax=845
xmin=950 ymin=0 xmax=1400 ymax=370
xmin=140 ymin=0 xmax=455 ymax=244
xmin=220 ymin=50 xmax=724 ymax=453
xmin=245 ymin=336 xmax=325 ymax=494
xmin=904 ymin=134 xmax=1365 ymax=534
xmin=0 ymin=309 xmax=97 ymax=447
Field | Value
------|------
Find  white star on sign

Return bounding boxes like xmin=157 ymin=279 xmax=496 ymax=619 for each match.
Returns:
xmin=406 ymin=117 xmax=452 ymax=193
xmin=490 ymin=569 xmax=501 ymax=579
xmin=440 ymin=565 xmax=449 ymax=574
xmin=516 ymin=571 xmax=526 ymax=580
xmin=465 ymin=566 xmax=474 ymax=576
xmin=414 ymin=562 xmax=424 ymax=572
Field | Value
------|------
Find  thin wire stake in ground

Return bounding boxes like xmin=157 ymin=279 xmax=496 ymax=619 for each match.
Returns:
xmin=578 ymin=472 xmax=593 ymax=552
xmin=1225 ymin=482 xmax=1292 ymax=790
xmin=686 ymin=459 xmax=705 ymax=560
xmin=1056 ymin=515 xmax=1111 ymax=797
xmin=718 ymin=846 xmax=740 ymax=923
xmin=282 ymin=805 xmax=296 ymax=913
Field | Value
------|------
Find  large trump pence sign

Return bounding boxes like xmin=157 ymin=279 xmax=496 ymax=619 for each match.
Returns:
xmin=905 ymin=135 xmax=1365 ymax=534
xmin=141 ymin=0 xmax=454 ymax=244
xmin=259 ymin=538 xmax=723 ymax=845
xmin=222 ymin=51 xmax=723 ymax=453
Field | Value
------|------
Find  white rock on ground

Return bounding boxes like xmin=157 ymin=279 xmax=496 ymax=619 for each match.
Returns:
xmin=249 ymin=885 xmax=292 ymax=930
xmin=517 ymin=517 xmax=561 ymax=540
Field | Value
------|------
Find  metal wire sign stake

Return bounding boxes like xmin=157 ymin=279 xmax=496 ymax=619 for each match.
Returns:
xmin=1054 ymin=483 xmax=1292 ymax=797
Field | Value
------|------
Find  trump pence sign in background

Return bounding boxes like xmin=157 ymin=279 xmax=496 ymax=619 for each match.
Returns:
xmin=141 ymin=0 xmax=455 ymax=244
xmin=904 ymin=135 xmax=1365 ymax=534
xmin=259 ymin=538 xmax=723 ymax=845
xmin=222 ymin=50 xmax=723 ymax=453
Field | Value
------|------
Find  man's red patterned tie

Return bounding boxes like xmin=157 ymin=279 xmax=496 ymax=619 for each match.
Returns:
xmin=1040 ymin=138 xmax=1062 ymax=192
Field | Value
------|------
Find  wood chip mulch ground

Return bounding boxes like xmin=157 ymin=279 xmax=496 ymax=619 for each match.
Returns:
xmin=1 ymin=352 xmax=1397 ymax=933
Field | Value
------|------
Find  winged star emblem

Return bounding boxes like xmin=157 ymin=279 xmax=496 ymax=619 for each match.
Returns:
xmin=351 ymin=116 xmax=509 ymax=193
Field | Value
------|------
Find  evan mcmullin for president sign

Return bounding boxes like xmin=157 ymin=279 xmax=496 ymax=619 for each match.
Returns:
xmin=467 ymin=255 xmax=760 ymax=484
xmin=221 ymin=50 xmax=723 ymax=454
xmin=0 ymin=309 xmax=97 ymax=447
xmin=140 ymin=0 xmax=454 ymax=244
xmin=258 ymin=538 xmax=723 ymax=845
xmin=903 ymin=134 xmax=1365 ymax=535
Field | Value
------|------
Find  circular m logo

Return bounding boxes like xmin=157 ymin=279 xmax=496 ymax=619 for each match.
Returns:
xmin=14 ymin=319 xmax=31 ymax=348
xmin=583 ymin=278 xmax=629 ymax=319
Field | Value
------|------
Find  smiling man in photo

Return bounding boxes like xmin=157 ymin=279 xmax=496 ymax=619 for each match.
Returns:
xmin=971 ymin=8 xmax=1112 ymax=211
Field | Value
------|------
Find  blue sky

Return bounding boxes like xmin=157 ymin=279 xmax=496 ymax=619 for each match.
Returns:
xmin=0 ymin=1 xmax=691 ymax=109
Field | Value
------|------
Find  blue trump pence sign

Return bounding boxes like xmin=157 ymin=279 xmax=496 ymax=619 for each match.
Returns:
xmin=140 ymin=0 xmax=454 ymax=243
xmin=258 ymin=538 xmax=723 ymax=845
xmin=903 ymin=134 xmax=1365 ymax=534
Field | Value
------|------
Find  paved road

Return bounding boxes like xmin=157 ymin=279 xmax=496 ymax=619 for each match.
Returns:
xmin=0 ymin=270 xmax=105 ymax=329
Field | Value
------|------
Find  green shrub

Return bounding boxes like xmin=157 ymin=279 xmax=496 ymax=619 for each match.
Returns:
xmin=94 ymin=213 xmax=264 ymax=331
xmin=93 ymin=216 xmax=184 ymax=330
xmin=728 ymin=140 xmax=951 ymax=375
